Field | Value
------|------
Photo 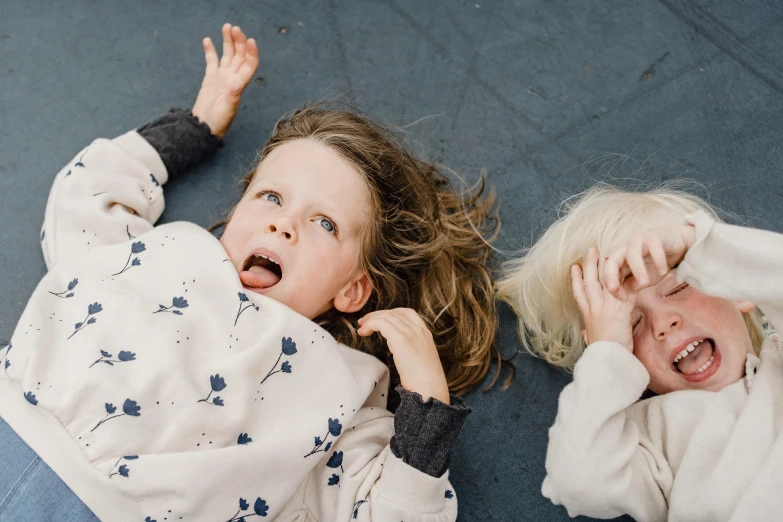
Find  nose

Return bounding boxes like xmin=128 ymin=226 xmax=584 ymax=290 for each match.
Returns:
xmin=651 ymin=308 xmax=682 ymax=341
xmin=267 ymin=215 xmax=297 ymax=244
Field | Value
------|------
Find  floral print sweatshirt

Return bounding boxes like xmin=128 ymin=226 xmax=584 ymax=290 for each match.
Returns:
xmin=0 ymin=128 xmax=460 ymax=521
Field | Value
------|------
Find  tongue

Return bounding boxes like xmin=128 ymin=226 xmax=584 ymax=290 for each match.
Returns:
xmin=677 ymin=342 xmax=713 ymax=375
xmin=239 ymin=266 xmax=281 ymax=289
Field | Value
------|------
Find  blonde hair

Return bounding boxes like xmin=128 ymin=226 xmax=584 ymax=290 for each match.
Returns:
xmin=495 ymin=183 xmax=766 ymax=371
xmin=216 ymin=102 xmax=511 ymax=395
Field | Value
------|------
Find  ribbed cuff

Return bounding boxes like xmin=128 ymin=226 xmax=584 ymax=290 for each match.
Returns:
xmin=389 ymin=386 xmax=471 ymax=477
xmin=137 ymin=108 xmax=223 ymax=179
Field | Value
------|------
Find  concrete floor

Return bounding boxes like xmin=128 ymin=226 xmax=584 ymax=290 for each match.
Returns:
xmin=1 ymin=1 xmax=782 ymax=520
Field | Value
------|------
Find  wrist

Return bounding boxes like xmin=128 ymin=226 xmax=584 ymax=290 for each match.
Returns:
xmin=681 ymin=224 xmax=696 ymax=250
xmin=407 ymin=384 xmax=450 ymax=405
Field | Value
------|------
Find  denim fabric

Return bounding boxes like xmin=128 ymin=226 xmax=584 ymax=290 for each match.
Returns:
xmin=0 ymin=417 xmax=99 ymax=522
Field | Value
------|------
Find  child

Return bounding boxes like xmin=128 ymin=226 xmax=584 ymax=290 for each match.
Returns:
xmin=496 ymin=184 xmax=783 ymax=521
xmin=0 ymin=24 xmax=502 ymax=521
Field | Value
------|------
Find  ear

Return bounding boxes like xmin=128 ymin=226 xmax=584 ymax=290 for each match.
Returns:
xmin=333 ymin=272 xmax=373 ymax=314
xmin=737 ymin=300 xmax=756 ymax=314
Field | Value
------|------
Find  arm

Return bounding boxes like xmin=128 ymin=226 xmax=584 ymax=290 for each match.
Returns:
xmin=307 ymin=405 xmax=459 ymax=522
xmin=40 ymin=132 xmax=168 ymax=269
xmin=676 ymin=210 xmax=783 ymax=333
xmin=40 ymin=24 xmax=258 ymax=269
xmin=542 ymin=341 xmax=672 ymax=521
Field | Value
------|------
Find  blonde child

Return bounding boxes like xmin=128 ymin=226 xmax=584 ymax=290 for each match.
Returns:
xmin=0 ymin=24 xmax=502 ymax=521
xmin=496 ymin=184 xmax=783 ymax=521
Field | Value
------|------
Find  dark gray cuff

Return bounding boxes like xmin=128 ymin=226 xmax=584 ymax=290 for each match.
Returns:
xmin=389 ymin=385 xmax=471 ymax=477
xmin=137 ymin=108 xmax=224 ymax=180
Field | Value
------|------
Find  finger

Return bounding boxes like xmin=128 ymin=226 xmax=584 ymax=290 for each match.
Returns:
xmin=220 ymin=23 xmax=234 ymax=68
xmin=392 ymin=308 xmax=428 ymax=330
xmin=202 ymin=37 xmax=219 ymax=72
xmin=582 ymin=248 xmax=603 ymax=301
xmin=245 ymin=38 xmax=260 ymax=67
xmin=570 ymin=264 xmax=590 ymax=318
xmin=604 ymin=248 xmax=629 ymax=302
xmin=357 ymin=317 xmax=408 ymax=353
xmin=647 ymin=234 xmax=669 ymax=277
xmin=625 ymin=238 xmax=651 ymax=291
xmin=231 ymin=26 xmax=247 ymax=71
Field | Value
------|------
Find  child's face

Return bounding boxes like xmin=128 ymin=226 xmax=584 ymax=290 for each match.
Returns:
xmin=630 ymin=274 xmax=756 ymax=395
xmin=220 ymin=138 xmax=373 ymax=320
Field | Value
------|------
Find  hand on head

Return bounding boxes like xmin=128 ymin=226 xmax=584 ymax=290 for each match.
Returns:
xmin=358 ymin=308 xmax=450 ymax=404
xmin=602 ymin=224 xmax=697 ymax=301
xmin=572 ymin=224 xmax=696 ymax=352
xmin=192 ymin=23 xmax=260 ymax=139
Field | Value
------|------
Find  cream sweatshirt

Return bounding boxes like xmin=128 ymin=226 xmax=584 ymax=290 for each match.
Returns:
xmin=541 ymin=210 xmax=783 ymax=522
xmin=0 ymin=132 xmax=458 ymax=522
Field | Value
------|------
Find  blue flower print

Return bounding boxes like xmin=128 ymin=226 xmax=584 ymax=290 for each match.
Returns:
xmin=325 ymin=450 xmax=345 ymax=485
xmin=154 ymin=296 xmax=188 ymax=315
xmin=109 ymin=455 xmax=138 ymax=478
xmin=234 ymin=292 xmax=259 ymax=326
xmin=68 ymin=302 xmax=103 ymax=339
xmin=304 ymin=418 xmax=342 ymax=458
xmin=49 ymin=277 xmax=78 ymax=299
xmin=24 ymin=391 xmax=38 ymax=405
xmin=352 ymin=500 xmax=367 ymax=519
xmin=145 ymin=518 xmax=156 ymax=522
xmin=327 ymin=474 xmax=339 ymax=486
xmin=91 ymin=398 xmax=141 ymax=432
xmin=445 ymin=489 xmax=454 ymax=499
xmin=259 ymin=337 xmax=297 ymax=386
xmin=126 ymin=225 xmax=135 ymax=240
xmin=326 ymin=451 xmax=344 ymax=471
xmin=90 ymin=349 xmax=136 ymax=368
xmin=282 ymin=337 xmax=297 ymax=356
xmin=1 ymin=342 xmax=11 ymax=368
xmin=112 ymin=241 xmax=146 ymax=276
xmin=225 ymin=496 xmax=270 ymax=521
xmin=238 ymin=433 xmax=253 ymax=445
xmin=198 ymin=374 xmax=226 ymax=406
xmin=150 ymin=173 xmax=160 ymax=187
xmin=74 ymin=150 xmax=87 ymax=168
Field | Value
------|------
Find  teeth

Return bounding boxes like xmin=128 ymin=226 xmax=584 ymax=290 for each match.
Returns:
xmin=673 ymin=339 xmax=706 ymax=363
xmin=696 ymin=355 xmax=715 ymax=373
xmin=254 ymin=254 xmax=278 ymax=265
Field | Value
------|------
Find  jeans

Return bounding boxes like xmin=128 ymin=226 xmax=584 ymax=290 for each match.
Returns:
xmin=0 ymin=416 xmax=100 ymax=521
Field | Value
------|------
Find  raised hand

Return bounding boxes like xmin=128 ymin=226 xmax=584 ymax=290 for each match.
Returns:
xmin=572 ymin=248 xmax=637 ymax=352
xmin=191 ymin=23 xmax=259 ymax=139
xmin=358 ymin=308 xmax=450 ymax=404
xmin=602 ymin=224 xmax=696 ymax=301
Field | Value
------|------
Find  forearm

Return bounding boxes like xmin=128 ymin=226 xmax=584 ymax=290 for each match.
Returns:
xmin=543 ymin=342 xmax=668 ymax=520
xmin=42 ymin=132 xmax=168 ymax=268
xmin=389 ymin=386 xmax=470 ymax=477
xmin=678 ymin=210 xmax=783 ymax=332
xmin=137 ymin=108 xmax=223 ymax=179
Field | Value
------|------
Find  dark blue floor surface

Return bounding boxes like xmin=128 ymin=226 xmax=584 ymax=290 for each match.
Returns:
xmin=1 ymin=1 xmax=782 ymax=520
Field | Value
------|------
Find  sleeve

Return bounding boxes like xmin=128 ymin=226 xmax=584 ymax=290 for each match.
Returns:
xmin=305 ymin=406 xmax=459 ymax=522
xmin=389 ymin=387 xmax=471 ymax=477
xmin=137 ymin=108 xmax=223 ymax=179
xmin=541 ymin=341 xmax=673 ymax=522
xmin=41 ymin=131 xmax=169 ymax=269
xmin=676 ymin=210 xmax=783 ymax=333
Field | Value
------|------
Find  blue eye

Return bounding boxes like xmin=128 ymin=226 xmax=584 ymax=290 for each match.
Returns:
xmin=318 ymin=218 xmax=335 ymax=233
xmin=262 ymin=192 xmax=281 ymax=205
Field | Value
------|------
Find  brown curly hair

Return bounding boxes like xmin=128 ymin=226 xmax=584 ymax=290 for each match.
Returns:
xmin=217 ymin=102 xmax=510 ymax=395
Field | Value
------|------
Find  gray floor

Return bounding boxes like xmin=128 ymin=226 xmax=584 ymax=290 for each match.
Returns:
xmin=1 ymin=1 xmax=782 ymax=520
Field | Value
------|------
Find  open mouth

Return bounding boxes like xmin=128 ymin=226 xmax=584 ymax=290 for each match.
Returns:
xmin=239 ymin=252 xmax=283 ymax=291
xmin=672 ymin=338 xmax=719 ymax=379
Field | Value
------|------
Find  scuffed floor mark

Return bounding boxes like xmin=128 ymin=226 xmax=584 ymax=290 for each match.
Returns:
xmin=640 ymin=51 xmax=671 ymax=80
